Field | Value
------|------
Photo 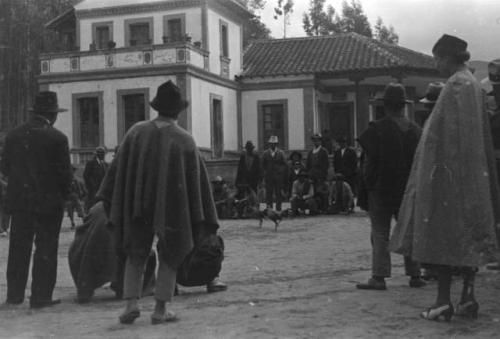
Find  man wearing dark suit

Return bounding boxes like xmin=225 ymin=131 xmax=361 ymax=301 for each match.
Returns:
xmin=261 ymin=136 xmax=288 ymax=211
xmin=235 ymin=140 xmax=262 ymax=197
xmin=333 ymin=137 xmax=358 ymax=195
xmin=0 ymin=91 xmax=72 ymax=308
xmin=83 ymin=146 xmax=108 ymax=212
xmin=306 ymin=134 xmax=330 ymax=211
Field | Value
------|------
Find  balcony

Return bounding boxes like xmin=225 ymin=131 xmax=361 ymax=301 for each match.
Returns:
xmin=39 ymin=41 xmax=209 ymax=75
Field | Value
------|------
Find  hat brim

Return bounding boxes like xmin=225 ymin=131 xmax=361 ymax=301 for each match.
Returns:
xmin=150 ymin=99 xmax=189 ymax=113
xmin=29 ymin=107 xmax=68 ymax=113
xmin=419 ymin=98 xmax=436 ymax=104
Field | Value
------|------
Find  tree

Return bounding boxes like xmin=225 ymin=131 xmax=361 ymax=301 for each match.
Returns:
xmin=0 ymin=0 xmax=76 ymax=132
xmin=337 ymin=0 xmax=372 ymax=38
xmin=273 ymin=0 xmax=294 ymax=38
xmin=302 ymin=0 xmax=340 ymax=36
xmin=242 ymin=0 xmax=272 ymax=46
xmin=374 ymin=17 xmax=399 ymax=45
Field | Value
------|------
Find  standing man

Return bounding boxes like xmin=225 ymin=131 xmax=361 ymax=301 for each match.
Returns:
xmin=83 ymin=146 xmax=108 ymax=212
xmin=261 ymin=136 xmax=288 ymax=211
xmin=235 ymin=140 xmax=261 ymax=198
xmin=1 ymin=91 xmax=72 ymax=308
xmin=97 ymin=81 xmax=223 ymax=324
xmin=333 ymin=136 xmax=358 ymax=196
xmin=356 ymin=83 xmax=425 ymax=290
xmin=306 ymin=134 xmax=330 ymax=212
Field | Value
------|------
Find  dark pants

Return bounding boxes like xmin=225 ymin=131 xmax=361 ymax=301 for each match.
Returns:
xmin=7 ymin=211 xmax=63 ymax=304
xmin=368 ymin=191 xmax=420 ymax=278
xmin=265 ymin=178 xmax=283 ymax=211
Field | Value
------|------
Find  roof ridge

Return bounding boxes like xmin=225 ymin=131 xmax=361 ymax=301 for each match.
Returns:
xmin=249 ymin=33 xmax=353 ymax=45
xmin=349 ymin=32 xmax=405 ymax=66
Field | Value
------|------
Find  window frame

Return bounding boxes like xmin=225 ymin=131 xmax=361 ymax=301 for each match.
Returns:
xmin=219 ymin=19 xmax=229 ymax=58
xmin=92 ymin=21 xmax=113 ymax=50
xmin=124 ymin=17 xmax=154 ymax=47
xmin=210 ymin=93 xmax=224 ymax=158
xmin=72 ymin=91 xmax=104 ymax=149
xmin=163 ymin=14 xmax=186 ymax=42
xmin=257 ymin=99 xmax=289 ymax=150
xmin=116 ymin=88 xmax=150 ymax=142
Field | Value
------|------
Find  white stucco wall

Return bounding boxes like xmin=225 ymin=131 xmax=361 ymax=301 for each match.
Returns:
xmin=78 ymin=7 xmax=202 ymax=50
xmin=49 ymin=75 xmax=176 ymax=149
xmin=206 ymin=9 xmax=242 ymax=79
xmin=241 ymin=89 xmax=305 ymax=150
xmin=190 ymin=77 xmax=238 ymax=151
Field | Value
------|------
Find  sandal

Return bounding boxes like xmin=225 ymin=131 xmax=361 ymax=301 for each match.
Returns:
xmin=151 ymin=310 xmax=178 ymax=325
xmin=119 ymin=308 xmax=140 ymax=324
xmin=420 ymin=303 xmax=454 ymax=322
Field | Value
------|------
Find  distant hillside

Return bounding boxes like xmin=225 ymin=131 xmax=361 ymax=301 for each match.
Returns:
xmin=469 ymin=60 xmax=489 ymax=83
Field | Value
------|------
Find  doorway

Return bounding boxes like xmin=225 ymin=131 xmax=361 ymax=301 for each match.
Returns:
xmin=327 ymin=102 xmax=355 ymax=145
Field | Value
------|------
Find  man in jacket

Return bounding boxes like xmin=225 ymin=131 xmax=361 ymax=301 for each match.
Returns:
xmin=83 ymin=146 xmax=108 ymax=212
xmin=306 ymin=134 xmax=330 ymax=212
xmin=235 ymin=140 xmax=261 ymax=198
xmin=290 ymin=170 xmax=317 ymax=215
xmin=356 ymin=83 xmax=425 ymax=290
xmin=1 ymin=91 xmax=72 ymax=308
xmin=261 ymin=136 xmax=288 ymax=211
xmin=333 ymin=136 xmax=358 ymax=195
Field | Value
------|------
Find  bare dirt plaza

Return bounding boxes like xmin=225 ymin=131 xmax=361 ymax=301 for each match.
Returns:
xmin=1 ymin=211 xmax=500 ymax=339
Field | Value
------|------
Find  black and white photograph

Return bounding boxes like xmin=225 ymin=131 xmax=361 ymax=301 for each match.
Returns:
xmin=0 ymin=0 xmax=500 ymax=337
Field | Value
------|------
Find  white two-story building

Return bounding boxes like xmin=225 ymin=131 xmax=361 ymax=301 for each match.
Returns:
xmin=41 ymin=0 xmax=249 ymax=163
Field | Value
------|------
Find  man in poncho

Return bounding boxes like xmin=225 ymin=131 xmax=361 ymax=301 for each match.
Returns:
xmin=98 ymin=80 xmax=222 ymax=325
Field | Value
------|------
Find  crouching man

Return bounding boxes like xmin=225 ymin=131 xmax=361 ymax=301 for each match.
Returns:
xmin=290 ymin=170 xmax=317 ymax=216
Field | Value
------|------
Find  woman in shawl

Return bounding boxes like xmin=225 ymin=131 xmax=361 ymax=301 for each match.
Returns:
xmin=390 ymin=34 xmax=500 ymax=321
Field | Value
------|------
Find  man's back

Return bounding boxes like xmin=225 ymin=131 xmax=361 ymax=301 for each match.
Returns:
xmin=1 ymin=117 xmax=72 ymax=214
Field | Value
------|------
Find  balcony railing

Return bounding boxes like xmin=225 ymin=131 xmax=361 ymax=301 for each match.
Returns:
xmin=39 ymin=42 xmax=209 ymax=75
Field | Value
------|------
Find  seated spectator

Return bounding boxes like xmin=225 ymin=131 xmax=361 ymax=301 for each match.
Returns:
xmin=290 ymin=170 xmax=317 ymax=215
xmin=211 ymin=176 xmax=236 ymax=219
xmin=327 ymin=173 xmax=354 ymax=214
xmin=288 ymin=160 xmax=306 ymax=196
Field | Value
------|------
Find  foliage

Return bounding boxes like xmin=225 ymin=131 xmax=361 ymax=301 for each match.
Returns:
xmin=302 ymin=0 xmax=340 ymax=36
xmin=0 ymin=0 xmax=76 ymax=130
xmin=273 ymin=0 xmax=294 ymax=38
xmin=373 ymin=17 xmax=399 ymax=45
xmin=242 ymin=0 xmax=272 ymax=46
xmin=337 ymin=0 xmax=372 ymax=38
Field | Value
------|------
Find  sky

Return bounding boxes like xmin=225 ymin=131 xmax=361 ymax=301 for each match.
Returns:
xmin=257 ymin=0 xmax=500 ymax=61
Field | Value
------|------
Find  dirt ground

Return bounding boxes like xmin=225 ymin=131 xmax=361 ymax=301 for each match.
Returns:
xmin=1 ymin=210 xmax=500 ymax=339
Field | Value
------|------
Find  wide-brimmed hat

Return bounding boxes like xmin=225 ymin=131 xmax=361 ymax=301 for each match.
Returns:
xmin=420 ymin=82 xmax=445 ymax=104
xmin=211 ymin=176 xmax=225 ymax=183
xmin=30 ymin=91 xmax=67 ymax=113
xmin=432 ymin=34 xmax=468 ymax=58
xmin=376 ymin=83 xmax=411 ymax=105
xmin=268 ymin=135 xmax=278 ymax=144
xmin=244 ymin=140 xmax=255 ymax=149
xmin=95 ymin=146 xmax=106 ymax=154
xmin=150 ymin=80 xmax=189 ymax=113
xmin=311 ymin=133 xmax=322 ymax=140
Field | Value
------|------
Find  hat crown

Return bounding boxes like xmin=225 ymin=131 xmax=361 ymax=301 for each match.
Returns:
xmin=432 ymin=34 xmax=468 ymax=57
xmin=421 ymin=82 xmax=445 ymax=103
xmin=245 ymin=140 xmax=255 ymax=149
xmin=268 ymin=135 xmax=278 ymax=143
xmin=32 ymin=91 xmax=66 ymax=113
xmin=150 ymin=80 xmax=189 ymax=113
xmin=383 ymin=83 xmax=407 ymax=104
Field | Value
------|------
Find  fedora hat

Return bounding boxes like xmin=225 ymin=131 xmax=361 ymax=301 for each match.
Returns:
xmin=150 ymin=80 xmax=189 ymax=113
xmin=289 ymin=150 xmax=302 ymax=161
xmin=376 ymin=83 xmax=411 ymax=105
xmin=211 ymin=175 xmax=225 ymax=183
xmin=268 ymin=135 xmax=278 ymax=144
xmin=244 ymin=140 xmax=255 ymax=149
xmin=420 ymin=82 xmax=445 ymax=104
xmin=432 ymin=34 xmax=468 ymax=58
xmin=30 ymin=91 xmax=67 ymax=113
xmin=311 ymin=133 xmax=322 ymax=140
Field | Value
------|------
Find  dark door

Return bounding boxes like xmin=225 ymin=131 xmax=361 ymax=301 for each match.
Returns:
xmin=78 ymin=97 xmax=100 ymax=147
xmin=212 ymin=98 xmax=224 ymax=158
xmin=328 ymin=103 xmax=354 ymax=145
xmin=123 ymin=93 xmax=146 ymax=135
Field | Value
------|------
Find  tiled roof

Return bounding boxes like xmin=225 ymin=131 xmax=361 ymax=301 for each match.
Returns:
xmin=242 ymin=33 xmax=438 ymax=78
